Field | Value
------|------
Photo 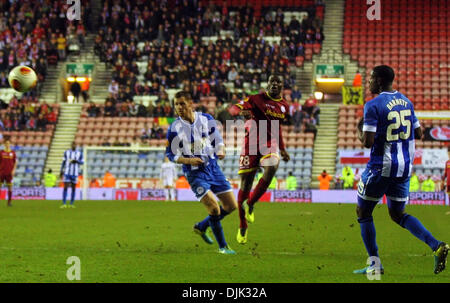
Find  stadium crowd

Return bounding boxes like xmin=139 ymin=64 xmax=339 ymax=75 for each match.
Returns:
xmin=94 ymin=0 xmax=323 ymax=103
xmin=0 ymin=96 xmax=57 ymax=132
xmin=0 ymin=0 xmax=91 ymax=96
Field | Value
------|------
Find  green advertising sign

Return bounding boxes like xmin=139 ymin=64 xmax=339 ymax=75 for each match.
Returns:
xmin=66 ymin=64 xmax=94 ymax=76
xmin=316 ymin=64 xmax=345 ymax=78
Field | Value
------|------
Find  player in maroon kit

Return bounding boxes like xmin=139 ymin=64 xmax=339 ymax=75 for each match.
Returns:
xmin=229 ymin=75 xmax=290 ymax=244
xmin=0 ymin=136 xmax=17 ymax=206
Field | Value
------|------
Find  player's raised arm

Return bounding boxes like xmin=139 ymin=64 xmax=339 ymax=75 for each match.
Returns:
xmin=228 ymin=96 xmax=253 ymax=118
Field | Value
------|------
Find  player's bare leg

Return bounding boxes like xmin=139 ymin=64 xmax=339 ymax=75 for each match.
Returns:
xmin=237 ymin=171 xmax=256 ymax=242
xmin=216 ymin=191 xmax=237 ymax=214
xmin=246 ymin=155 xmax=280 ymax=214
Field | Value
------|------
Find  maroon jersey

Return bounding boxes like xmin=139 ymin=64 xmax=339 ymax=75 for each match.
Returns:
xmin=233 ymin=92 xmax=288 ymax=151
xmin=0 ymin=150 xmax=16 ymax=175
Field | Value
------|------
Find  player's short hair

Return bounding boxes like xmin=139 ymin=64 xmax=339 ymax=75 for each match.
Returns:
xmin=3 ymin=135 xmax=11 ymax=142
xmin=174 ymin=91 xmax=192 ymax=101
xmin=268 ymin=74 xmax=283 ymax=81
xmin=372 ymin=65 xmax=395 ymax=86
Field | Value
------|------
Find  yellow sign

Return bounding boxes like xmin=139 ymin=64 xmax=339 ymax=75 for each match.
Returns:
xmin=342 ymin=86 xmax=363 ymax=105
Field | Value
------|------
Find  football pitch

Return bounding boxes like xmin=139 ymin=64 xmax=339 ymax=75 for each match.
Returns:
xmin=0 ymin=200 xmax=449 ymax=283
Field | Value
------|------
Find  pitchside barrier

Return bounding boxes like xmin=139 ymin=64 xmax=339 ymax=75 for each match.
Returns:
xmin=2 ymin=188 xmax=448 ymax=206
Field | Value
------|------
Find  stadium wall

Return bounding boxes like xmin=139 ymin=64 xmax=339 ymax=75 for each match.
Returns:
xmin=2 ymin=188 xmax=448 ymax=205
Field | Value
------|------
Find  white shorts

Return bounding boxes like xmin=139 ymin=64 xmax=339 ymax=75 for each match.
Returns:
xmin=163 ymin=178 xmax=174 ymax=187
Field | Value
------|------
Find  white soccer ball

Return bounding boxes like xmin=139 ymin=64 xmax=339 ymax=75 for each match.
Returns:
xmin=8 ymin=65 xmax=38 ymax=93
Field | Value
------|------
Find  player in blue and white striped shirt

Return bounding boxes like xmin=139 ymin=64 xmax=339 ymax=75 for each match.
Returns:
xmin=166 ymin=91 xmax=237 ymax=255
xmin=354 ymin=65 xmax=448 ymax=275
xmin=60 ymin=142 xmax=83 ymax=208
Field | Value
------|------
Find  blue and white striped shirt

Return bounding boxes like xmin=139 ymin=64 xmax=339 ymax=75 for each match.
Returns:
xmin=363 ymin=91 xmax=420 ymax=178
xmin=165 ymin=112 xmax=224 ymax=175
xmin=61 ymin=149 xmax=84 ymax=177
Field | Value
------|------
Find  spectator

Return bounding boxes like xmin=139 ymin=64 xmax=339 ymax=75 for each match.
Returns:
xmin=104 ymin=100 xmax=117 ymax=117
xmin=141 ymin=123 xmax=153 ymax=140
xmin=318 ymin=170 xmax=332 ymax=190
xmin=70 ymin=81 xmax=82 ymax=103
xmin=108 ymin=80 xmax=119 ymax=98
xmin=353 ymin=70 xmax=362 ymax=87
xmin=228 ymin=66 xmax=238 ymax=81
xmin=87 ymin=102 xmax=101 ymax=117
xmin=410 ymin=171 xmax=420 ymax=192
xmin=303 ymin=94 xmax=320 ymax=126
xmin=342 ymin=166 xmax=355 ymax=189
xmin=90 ymin=178 xmax=101 ymax=188
xmin=291 ymin=85 xmax=302 ymax=102
xmin=421 ymin=176 xmax=435 ymax=192
xmin=103 ymin=170 xmax=116 ymax=188
xmin=256 ymin=168 xmax=277 ymax=190
xmin=0 ymin=72 xmax=9 ymax=87
xmin=44 ymin=169 xmax=57 ymax=187
xmin=76 ymin=175 xmax=84 ymax=188
xmin=137 ymin=101 xmax=148 ymax=117
xmin=57 ymin=33 xmax=67 ymax=60
xmin=36 ymin=114 xmax=48 ymax=131
xmin=175 ymin=175 xmax=190 ymax=189
xmin=286 ymin=171 xmax=298 ymax=190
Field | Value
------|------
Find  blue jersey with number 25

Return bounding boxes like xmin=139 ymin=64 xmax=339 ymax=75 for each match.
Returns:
xmin=363 ymin=91 xmax=420 ymax=179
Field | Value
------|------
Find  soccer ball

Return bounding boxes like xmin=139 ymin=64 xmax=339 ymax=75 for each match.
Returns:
xmin=8 ymin=66 xmax=38 ymax=93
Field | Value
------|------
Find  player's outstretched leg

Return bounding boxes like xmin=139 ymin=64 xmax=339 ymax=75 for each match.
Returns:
xmin=388 ymin=199 xmax=447 ymax=274
xmin=353 ymin=198 xmax=384 ymax=274
xmin=246 ymin=161 xmax=279 ymax=219
xmin=194 ymin=204 xmax=232 ymax=245
xmin=199 ymin=191 xmax=236 ymax=254
xmin=237 ymin=171 xmax=256 ymax=244
xmin=237 ymin=190 xmax=250 ymax=244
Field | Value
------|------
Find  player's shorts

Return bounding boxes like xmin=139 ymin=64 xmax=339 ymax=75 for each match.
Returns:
xmin=186 ymin=168 xmax=232 ymax=201
xmin=357 ymin=168 xmax=409 ymax=203
xmin=63 ymin=174 xmax=78 ymax=184
xmin=238 ymin=152 xmax=280 ymax=174
xmin=0 ymin=174 xmax=13 ymax=184
xmin=162 ymin=178 xmax=174 ymax=187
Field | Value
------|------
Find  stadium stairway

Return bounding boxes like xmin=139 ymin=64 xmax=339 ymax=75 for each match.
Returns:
xmin=39 ymin=62 xmax=64 ymax=104
xmin=44 ymin=103 xmax=83 ymax=175
xmin=295 ymin=0 xmax=362 ymax=98
xmin=310 ymin=103 xmax=340 ymax=189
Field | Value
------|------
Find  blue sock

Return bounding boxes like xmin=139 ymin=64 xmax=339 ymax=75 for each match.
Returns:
xmin=208 ymin=215 xmax=227 ymax=248
xmin=196 ymin=206 xmax=230 ymax=232
xmin=70 ymin=187 xmax=76 ymax=205
xmin=62 ymin=187 xmax=68 ymax=204
xmin=358 ymin=216 xmax=379 ymax=257
xmin=400 ymin=214 xmax=441 ymax=251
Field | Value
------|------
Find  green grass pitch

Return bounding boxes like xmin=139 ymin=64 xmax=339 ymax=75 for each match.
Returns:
xmin=0 ymin=200 xmax=449 ymax=283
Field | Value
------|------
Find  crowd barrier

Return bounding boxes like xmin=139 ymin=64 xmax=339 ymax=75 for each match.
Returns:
xmin=1 ymin=188 xmax=448 ymax=205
